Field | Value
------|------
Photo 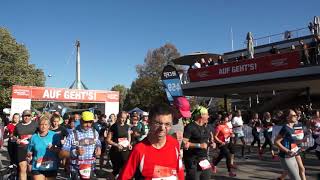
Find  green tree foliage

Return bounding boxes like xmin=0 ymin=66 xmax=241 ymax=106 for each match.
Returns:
xmin=111 ymin=84 xmax=128 ymax=111
xmin=123 ymin=77 xmax=167 ymax=111
xmin=136 ymin=43 xmax=181 ymax=78
xmin=0 ymin=27 xmax=45 ymax=108
xmin=124 ymin=43 xmax=181 ymax=111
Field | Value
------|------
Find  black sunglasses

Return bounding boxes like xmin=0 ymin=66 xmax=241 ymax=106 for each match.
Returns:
xmin=23 ymin=115 xmax=31 ymax=117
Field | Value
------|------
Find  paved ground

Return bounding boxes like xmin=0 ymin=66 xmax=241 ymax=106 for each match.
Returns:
xmin=0 ymin=143 xmax=319 ymax=180
xmin=208 ymin=149 xmax=320 ymax=180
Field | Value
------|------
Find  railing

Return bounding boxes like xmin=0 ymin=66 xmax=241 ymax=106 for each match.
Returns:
xmin=180 ymin=45 xmax=320 ymax=84
xmin=243 ymin=27 xmax=310 ymax=48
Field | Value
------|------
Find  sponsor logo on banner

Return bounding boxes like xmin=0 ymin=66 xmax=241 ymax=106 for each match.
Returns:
xmin=106 ymin=93 xmax=119 ymax=100
xmin=163 ymin=71 xmax=177 ymax=79
xmin=161 ymin=65 xmax=183 ymax=98
xmin=12 ymin=88 xmax=31 ymax=98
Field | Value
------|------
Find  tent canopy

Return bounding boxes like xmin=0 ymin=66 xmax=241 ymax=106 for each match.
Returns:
xmin=128 ymin=107 xmax=146 ymax=115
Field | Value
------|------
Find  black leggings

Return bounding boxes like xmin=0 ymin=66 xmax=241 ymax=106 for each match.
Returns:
xmin=262 ymin=132 xmax=273 ymax=151
xmin=213 ymin=145 xmax=231 ymax=172
xmin=227 ymin=142 xmax=235 ymax=154
xmin=251 ymin=131 xmax=261 ymax=148
xmin=7 ymin=141 xmax=17 ymax=165
xmin=109 ymin=149 xmax=130 ymax=176
xmin=185 ymin=165 xmax=211 ymax=180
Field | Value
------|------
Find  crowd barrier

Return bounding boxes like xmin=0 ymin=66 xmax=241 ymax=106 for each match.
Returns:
xmin=242 ymin=125 xmax=315 ymax=148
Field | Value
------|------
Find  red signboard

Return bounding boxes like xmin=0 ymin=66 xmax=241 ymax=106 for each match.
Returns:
xmin=188 ymin=51 xmax=300 ymax=82
xmin=12 ymin=86 xmax=119 ymax=103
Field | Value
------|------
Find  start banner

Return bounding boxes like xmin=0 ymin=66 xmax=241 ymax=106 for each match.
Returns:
xmin=188 ymin=51 xmax=300 ymax=82
xmin=12 ymin=86 xmax=119 ymax=103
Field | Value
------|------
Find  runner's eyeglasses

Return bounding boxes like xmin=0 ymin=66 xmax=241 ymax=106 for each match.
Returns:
xmin=153 ymin=122 xmax=172 ymax=128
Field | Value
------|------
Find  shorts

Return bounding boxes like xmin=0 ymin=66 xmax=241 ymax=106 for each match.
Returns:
xmin=31 ymin=170 xmax=57 ymax=177
xmin=16 ymin=147 xmax=28 ymax=163
xmin=234 ymin=131 xmax=245 ymax=138
xmin=227 ymin=142 xmax=235 ymax=154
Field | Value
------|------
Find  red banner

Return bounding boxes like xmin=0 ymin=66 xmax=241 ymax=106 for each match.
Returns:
xmin=189 ymin=51 xmax=300 ymax=82
xmin=12 ymin=86 xmax=119 ymax=103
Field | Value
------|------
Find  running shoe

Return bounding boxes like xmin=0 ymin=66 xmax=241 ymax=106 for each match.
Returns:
xmin=229 ymin=171 xmax=237 ymax=177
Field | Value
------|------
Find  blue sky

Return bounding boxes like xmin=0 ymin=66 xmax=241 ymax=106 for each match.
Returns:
xmin=1 ymin=0 xmax=319 ymax=90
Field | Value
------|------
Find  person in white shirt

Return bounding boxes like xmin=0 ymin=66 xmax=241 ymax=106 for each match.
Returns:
xmin=232 ymin=110 xmax=247 ymax=158
xmin=192 ymin=60 xmax=201 ymax=69
xmin=227 ymin=112 xmax=237 ymax=168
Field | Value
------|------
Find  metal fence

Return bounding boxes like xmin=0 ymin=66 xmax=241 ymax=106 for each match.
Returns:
xmin=242 ymin=125 xmax=315 ymax=148
xmin=243 ymin=27 xmax=310 ymax=48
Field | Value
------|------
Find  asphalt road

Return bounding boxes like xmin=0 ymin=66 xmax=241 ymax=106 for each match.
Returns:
xmin=0 ymin=143 xmax=319 ymax=180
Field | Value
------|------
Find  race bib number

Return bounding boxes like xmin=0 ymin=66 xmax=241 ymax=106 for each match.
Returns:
xmin=198 ymin=159 xmax=211 ymax=170
xmin=36 ymin=158 xmax=54 ymax=169
xmin=152 ymin=165 xmax=177 ymax=179
xmin=118 ymin=138 xmax=129 ymax=147
xmin=79 ymin=164 xmax=92 ymax=179
xmin=291 ymin=144 xmax=300 ymax=154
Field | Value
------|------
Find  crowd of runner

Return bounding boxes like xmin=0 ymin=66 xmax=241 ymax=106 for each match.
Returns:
xmin=1 ymin=99 xmax=320 ymax=180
